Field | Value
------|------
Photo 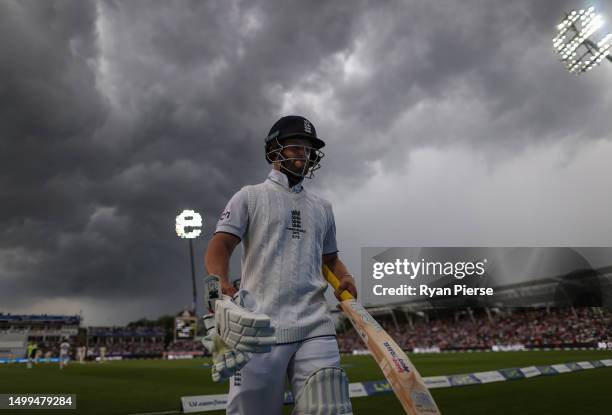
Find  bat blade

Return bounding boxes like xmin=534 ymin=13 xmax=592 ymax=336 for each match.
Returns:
xmin=323 ymin=265 xmax=441 ymax=415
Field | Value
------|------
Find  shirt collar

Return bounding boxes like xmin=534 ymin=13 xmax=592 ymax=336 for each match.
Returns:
xmin=267 ymin=169 xmax=304 ymax=193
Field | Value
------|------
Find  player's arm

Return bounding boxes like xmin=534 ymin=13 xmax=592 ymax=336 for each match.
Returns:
xmin=320 ymin=201 xmax=356 ymax=300
xmin=203 ymin=230 xmax=275 ymax=383
xmin=205 ymin=231 xmax=240 ymax=297
xmin=205 ymin=187 xmax=249 ymax=299
xmin=323 ymin=253 xmax=357 ymax=300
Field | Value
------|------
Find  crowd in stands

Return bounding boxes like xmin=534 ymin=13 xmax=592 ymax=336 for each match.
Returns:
xmin=337 ymin=308 xmax=611 ymax=352
xmin=166 ymin=339 xmax=206 ymax=353
xmin=6 ymin=308 xmax=610 ymax=359
xmin=86 ymin=342 xmax=166 ymax=358
xmin=87 ymin=326 xmax=167 ymax=358
xmin=88 ymin=326 xmax=166 ymax=338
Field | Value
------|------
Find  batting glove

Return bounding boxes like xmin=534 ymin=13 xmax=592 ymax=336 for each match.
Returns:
xmin=214 ymin=292 xmax=276 ymax=353
xmin=201 ymin=314 xmax=249 ymax=383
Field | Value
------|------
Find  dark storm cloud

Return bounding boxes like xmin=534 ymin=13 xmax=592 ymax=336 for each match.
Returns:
xmin=1 ymin=0 xmax=108 ymax=219
xmin=0 ymin=0 xmax=367 ymax=320
xmin=1 ymin=0 xmax=611 ymax=322
xmin=306 ymin=0 xmax=612 ymax=186
xmin=0 ymin=0 xmax=110 ymax=303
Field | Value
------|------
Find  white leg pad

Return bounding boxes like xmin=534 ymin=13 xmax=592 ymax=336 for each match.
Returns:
xmin=292 ymin=367 xmax=353 ymax=415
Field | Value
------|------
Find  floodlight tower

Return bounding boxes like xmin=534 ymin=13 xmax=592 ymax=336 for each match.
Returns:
xmin=553 ymin=6 xmax=612 ymax=74
xmin=175 ymin=209 xmax=203 ymax=314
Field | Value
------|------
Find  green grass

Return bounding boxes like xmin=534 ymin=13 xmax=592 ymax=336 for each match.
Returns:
xmin=1 ymin=350 xmax=611 ymax=414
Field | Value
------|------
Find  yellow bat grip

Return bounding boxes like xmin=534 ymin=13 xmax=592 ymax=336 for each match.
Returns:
xmin=322 ymin=264 xmax=354 ymax=301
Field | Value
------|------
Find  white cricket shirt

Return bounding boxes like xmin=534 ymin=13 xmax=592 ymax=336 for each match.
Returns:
xmin=215 ymin=169 xmax=338 ymax=343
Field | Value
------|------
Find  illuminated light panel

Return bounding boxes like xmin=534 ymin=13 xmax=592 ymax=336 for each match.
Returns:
xmin=175 ymin=210 xmax=203 ymax=239
xmin=553 ymin=7 xmax=612 ymax=74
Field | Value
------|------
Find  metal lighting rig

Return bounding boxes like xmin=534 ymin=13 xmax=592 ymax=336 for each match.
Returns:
xmin=175 ymin=209 xmax=203 ymax=314
xmin=553 ymin=6 xmax=612 ymax=74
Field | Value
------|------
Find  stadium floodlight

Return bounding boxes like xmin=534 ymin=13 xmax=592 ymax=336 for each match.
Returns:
xmin=175 ymin=209 xmax=203 ymax=313
xmin=553 ymin=6 xmax=612 ymax=74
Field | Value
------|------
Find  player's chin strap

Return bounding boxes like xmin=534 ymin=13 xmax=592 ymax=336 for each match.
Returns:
xmin=266 ymin=139 xmax=325 ymax=179
xmin=292 ymin=367 xmax=353 ymax=415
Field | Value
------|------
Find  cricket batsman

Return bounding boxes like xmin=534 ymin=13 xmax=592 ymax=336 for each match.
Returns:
xmin=203 ymin=115 xmax=357 ymax=415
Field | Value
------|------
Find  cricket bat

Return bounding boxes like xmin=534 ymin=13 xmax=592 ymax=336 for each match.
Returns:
xmin=323 ymin=264 xmax=441 ymax=415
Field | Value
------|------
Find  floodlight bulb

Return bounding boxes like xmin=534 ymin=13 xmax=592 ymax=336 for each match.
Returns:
xmin=175 ymin=210 xmax=203 ymax=239
xmin=598 ymin=34 xmax=612 ymax=47
xmin=594 ymin=15 xmax=604 ymax=26
xmin=582 ymin=14 xmax=594 ymax=26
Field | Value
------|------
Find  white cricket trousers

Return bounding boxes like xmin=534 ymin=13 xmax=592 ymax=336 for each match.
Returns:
xmin=226 ymin=336 xmax=340 ymax=415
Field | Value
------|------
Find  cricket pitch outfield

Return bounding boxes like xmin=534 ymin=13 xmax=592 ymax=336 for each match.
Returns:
xmin=1 ymin=350 xmax=611 ymax=414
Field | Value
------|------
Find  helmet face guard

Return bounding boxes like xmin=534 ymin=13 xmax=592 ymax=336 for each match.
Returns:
xmin=265 ymin=137 xmax=325 ymax=179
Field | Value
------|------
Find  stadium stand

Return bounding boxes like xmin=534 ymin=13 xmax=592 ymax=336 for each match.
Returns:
xmin=3 ymin=307 xmax=609 ymax=361
xmin=0 ymin=314 xmax=81 ymax=358
xmin=87 ymin=326 xmax=166 ymax=358
xmin=0 ymin=331 xmax=27 ymax=359
xmin=337 ymin=307 xmax=612 ymax=352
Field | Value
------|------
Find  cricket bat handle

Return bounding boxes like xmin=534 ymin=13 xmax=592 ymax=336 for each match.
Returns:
xmin=322 ymin=264 xmax=354 ymax=301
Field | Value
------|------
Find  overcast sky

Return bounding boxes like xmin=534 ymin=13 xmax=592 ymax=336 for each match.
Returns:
xmin=2 ymin=0 xmax=612 ymax=325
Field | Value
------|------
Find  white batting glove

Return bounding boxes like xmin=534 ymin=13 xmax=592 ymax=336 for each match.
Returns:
xmin=215 ymin=292 xmax=276 ymax=353
xmin=201 ymin=314 xmax=249 ymax=383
